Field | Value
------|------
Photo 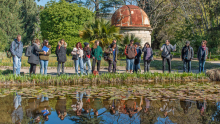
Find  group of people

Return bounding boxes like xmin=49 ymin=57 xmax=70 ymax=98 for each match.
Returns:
xmin=10 ymin=35 xmax=208 ymax=76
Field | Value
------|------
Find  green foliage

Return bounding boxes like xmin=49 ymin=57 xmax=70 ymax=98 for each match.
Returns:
xmin=79 ymin=19 xmax=123 ymax=49
xmin=40 ymin=0 xmax=94 ymax=52
xmin=121 ymin=33 xmax=141 ymax=46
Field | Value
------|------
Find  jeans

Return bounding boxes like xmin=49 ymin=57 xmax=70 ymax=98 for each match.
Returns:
xmin=144 ymin=60 xmax=151 ymax=72
xmin=126 ymin=59 xmax=134 ymax=71
xmin=76 ymin=92 xmax=84 ymax=102
xmin=40 ymin=60 xmax=48 ymax=75
xmin=30 ymin=64 xmax=36 ymax=74
xmin=199 ymin=59 xmax=206 ymax=73
xmin=83 ymin=59 xmax=91 ymax=75
xmin=13 ymin=56 xmax=21 ymax=75
xmin=108 ymin=60 xmax=117 ymax=73
xmin=57 ymin=62 xmax=65 ymax=75
xmin=40 ymin=95 xmax=48 ymax=102
xmin=183 ymin=59 xmax=191 ymax=72
xmin=162 ymin=57 xmax=171 ymax=73
xmin=74 ymin=57 xmax=84 ymax=75
xmin=92 ymin=59 xmax=101 ymax=72
xmin=133 ymin=63 xmax=141 ymax=73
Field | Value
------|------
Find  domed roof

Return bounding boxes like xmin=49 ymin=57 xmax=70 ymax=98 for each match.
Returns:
xmin=111 ymin=5 xmax=151 ymax=28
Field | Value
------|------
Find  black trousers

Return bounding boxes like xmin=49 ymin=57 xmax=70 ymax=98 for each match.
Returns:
xmin=108 ymin=60 xmax=117 ymax=73
xmin=30 ymin=64 xmax=36 ymax=74
xmin=92 ymin=59 xmax=101 ymax=72
xmin=162 ymin=57 xmax=171 ymax=73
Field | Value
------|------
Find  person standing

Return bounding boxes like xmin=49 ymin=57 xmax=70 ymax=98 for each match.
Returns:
xmin=28 ymin=39 xmax=45 ymax=75
xmin=91 ymin=40 xmax=103 ymax=73
xmin=108 ymin=39 xmax=119 ymax=54
xmin=56 ymin=39 xmax=67 ymax=75
xmin=181 ymin=41 xmax=194 ymax=72
xmin=124 ymin=40 xmax=137 ymax=73
xmin=142 ymin=42 xmax=153 ymax=72
xmin=83 ymin=42 xmax=92 ymax=75
xmin=105 ymin=43 xmax=117 ymax=73
xmin=197 ymin=40 xmax=208 ymax=73
xmin=71 ymin=42 xmax=84 ymax=75
xmin=39 ymin=40 xmax=51 ymax=75
xmin=133 ymin=42 xmax=142 ymax=73
xmin=10 ymin=35 xmax=23 ymax=75
xmin=161 ymin=40 xmax=176 ymax=73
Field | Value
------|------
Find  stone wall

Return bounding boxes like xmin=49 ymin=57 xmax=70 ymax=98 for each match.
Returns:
xmin=120 ymin=27 xmax=152 ymax=47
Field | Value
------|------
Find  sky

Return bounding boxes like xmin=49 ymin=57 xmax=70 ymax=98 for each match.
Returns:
xmin=35 ymin=0 xmax=59 ymax=6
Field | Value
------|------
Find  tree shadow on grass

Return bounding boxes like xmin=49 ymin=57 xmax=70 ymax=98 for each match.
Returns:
xmin=0 ymin=69 xmax=13 ymax=75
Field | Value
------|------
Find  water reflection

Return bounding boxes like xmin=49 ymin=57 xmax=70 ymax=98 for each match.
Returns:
xmin=0 ymin=91 xmax=220 ymax=123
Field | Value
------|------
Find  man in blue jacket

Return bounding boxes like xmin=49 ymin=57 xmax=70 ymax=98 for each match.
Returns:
xmin=10 ymin=35 xmax=23 ymax=75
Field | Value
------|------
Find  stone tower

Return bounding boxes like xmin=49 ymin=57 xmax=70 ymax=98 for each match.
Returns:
xmin=111 ymin=5 xmax=152 ymax=47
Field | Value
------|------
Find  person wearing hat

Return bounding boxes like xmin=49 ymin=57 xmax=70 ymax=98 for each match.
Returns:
xmin=83 ymin=42 xmax=92 ymax=75
xmin=181 ymin=41 xmax=194 ymax=72
xmin=39 ymin=40 xmax=51 ymax=75
xmin=133 ymin=42 xmax=142 ymax=73
xmin=124 ymin=40 xmax=137 ymax=73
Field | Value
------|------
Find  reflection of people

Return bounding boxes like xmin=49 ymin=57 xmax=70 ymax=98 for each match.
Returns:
xmin=124 ymin=97 xmax=143 ymax=118
xmin=197 ymin=100 xmax=206 ymax=116
xmin=56 ymin=98 xmax=67 ymax=120
xmin=180 ymin=100 xmax=192 ymax=114
xmin=159 ymin=101 xmax=174 ymax=117
xmin=144 ymin=98 xmax=150 ymax=113
xmin=12 ymin=93 xmax=23 ymax=124
xmin=25 ymin=98 xmax=41 ymax=123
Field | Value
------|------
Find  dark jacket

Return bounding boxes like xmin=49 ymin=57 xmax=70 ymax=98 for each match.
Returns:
xmin=134 ymin=46 xmax=142 ymax=65
xmin=10 ymin=39 xmax=23 ymax=58
xmin=197 ymin=46 xmax=208 ymax=61
xmin=105 ymin=48 xmax=117 ymax=61
xmin=91 ymin=46 xmax=103 ymax=61
xmin=83 ymin=47 xmax=91 ymax=59
xmin=39 ymin=45 xmax=51 ymax=61
xmin=142 ymin=47 xmax=153 ymax=61
xmin=181 ymin=46 xmax=194 ymax=60
xmin=108 ymin=43 xmax=119 ymax=54
xmin=28 ymin=43 xmax=44 ymax=65
xmin=56 ymin=41 xmax=67 ymax=62
xmin=124 ymin=44 xmax=137 ymax=59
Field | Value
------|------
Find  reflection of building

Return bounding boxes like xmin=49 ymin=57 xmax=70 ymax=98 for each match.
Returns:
xmin=111 ymin=5 xmax=152 ymax=47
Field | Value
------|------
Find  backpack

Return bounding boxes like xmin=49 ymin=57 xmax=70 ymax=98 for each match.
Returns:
xmin=25 ymin=45 xmax=33 ymax=57
xmin=7 ymin=41 xmax=19 ymax=58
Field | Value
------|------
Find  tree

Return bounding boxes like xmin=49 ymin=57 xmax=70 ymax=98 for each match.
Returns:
xmin=40 ymin=0 xmax=94 ymax=52
xmin=0 ymin=0 xmax=23 ymax=50
xmin=79 ymin=19 xmax=123 ymax=49
xmin=20 ymin=0 xmax=39 ymax=45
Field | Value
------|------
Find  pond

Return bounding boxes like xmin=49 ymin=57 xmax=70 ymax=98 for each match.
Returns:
xmin=1 ymin=82 xmax=220 ymax=124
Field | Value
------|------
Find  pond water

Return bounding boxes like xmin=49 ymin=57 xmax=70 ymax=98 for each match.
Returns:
xmin=1 ymin=82 xmax=220 ymax=124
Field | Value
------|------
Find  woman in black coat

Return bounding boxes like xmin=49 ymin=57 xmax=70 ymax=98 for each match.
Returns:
xmin=55 ymin=39 xmax=67 ymax=75
xmin=28 ymin=39 xmax=45 ymax=75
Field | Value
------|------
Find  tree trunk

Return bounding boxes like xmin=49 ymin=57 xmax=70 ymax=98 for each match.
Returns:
xmin=95 ymin=0 xmax=99 ymax=19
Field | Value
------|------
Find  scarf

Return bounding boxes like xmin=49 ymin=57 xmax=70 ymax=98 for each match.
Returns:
xmin=202 ymin=45 xmax=206 ymax=51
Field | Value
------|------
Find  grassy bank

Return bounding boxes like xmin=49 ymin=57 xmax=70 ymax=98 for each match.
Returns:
xmin=0 ymin=72 xmax=209 ymax=85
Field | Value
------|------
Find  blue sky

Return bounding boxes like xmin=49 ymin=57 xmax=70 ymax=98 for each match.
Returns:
xmin=35 ymin=0 xmax=59 ymax=6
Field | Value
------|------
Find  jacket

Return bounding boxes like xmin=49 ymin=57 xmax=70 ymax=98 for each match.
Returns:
xmin=28 ymin=43 xmax=44 ymax=65
xmin=161 ymin=44 xmax=175 ymax=58
xmin=142 ymin=47 xmax=153 ymax=61
xmin=181 ymin=46 xmax=194 ymax=60
xmin=10 ymin=39 xmax=23 ymax=58
xmin=39 ymin=45 xmax=51 ymax=61
xmin=83 ymin=47 xmax=91 ymax=59
xmin=197 ymin=46 xmax=208 ymax=61
xmin=105 ymin=48 xmax=117 ymax=61
xmin=55 ymin=41 xmax=67 ymax=62
xmin=71 ymin=48 xmax=83 ymax=58
xmin=124 ymin=44 xmax=137 ymax=59
xmin=134 ymin=46 xmax=142 ymax=64
xmin=108 ymin=44 xmax=119 ymax=54
xmin=91 ymin=46 xmax=103 ymax=61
